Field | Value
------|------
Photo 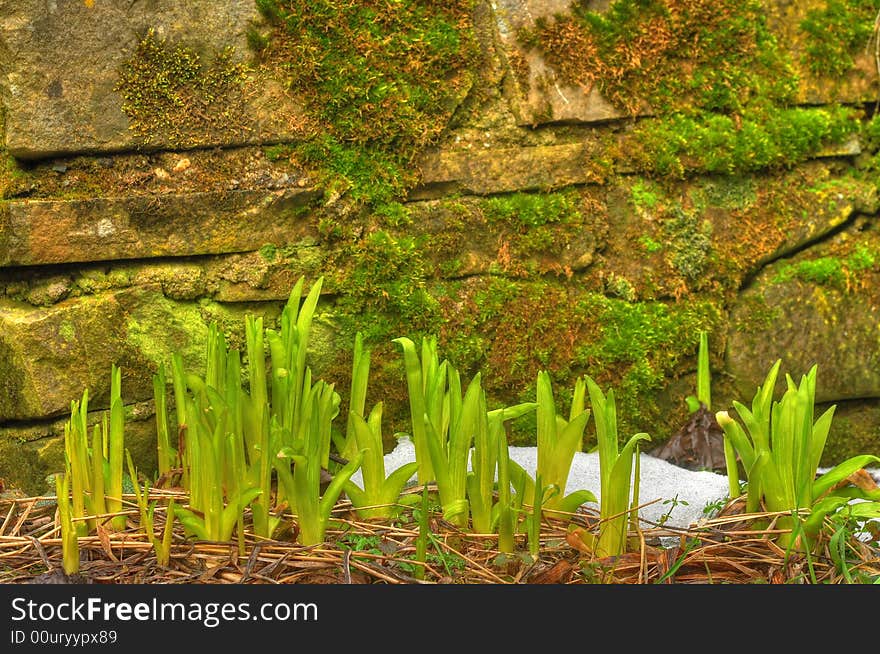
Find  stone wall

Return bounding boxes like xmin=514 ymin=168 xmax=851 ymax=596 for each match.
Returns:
xmin=1 ymin=0 xmax=879 ymax=493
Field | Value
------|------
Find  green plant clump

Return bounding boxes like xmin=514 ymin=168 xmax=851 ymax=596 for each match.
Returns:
xmin=717 ymin=362 xmax=880 ymax=554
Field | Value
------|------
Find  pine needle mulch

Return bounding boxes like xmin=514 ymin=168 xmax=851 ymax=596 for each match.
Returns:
xmin=1 ymin=492 xmax=878 ymax=585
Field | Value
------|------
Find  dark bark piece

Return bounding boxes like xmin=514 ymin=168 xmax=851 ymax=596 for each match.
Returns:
xmin=650 ymin=405 xmax=727 ymax=472
xmin=526 ymin=559 xmax=574 ymax=584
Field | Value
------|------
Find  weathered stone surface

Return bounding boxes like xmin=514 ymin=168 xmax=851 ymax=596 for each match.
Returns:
xmin=755 ymin=172 xmax=877 ymax=268
xmin=819 ymin=399 xmax=880 ymax=463
xmin=491 ymin=1 xmax=878 ymax=128
xmin=0 ymin=286 xmax=210 ymax=421
xmin=766 ymin=0 xmax=880 ymax=105
xmin=727 ymin=229 xmax=880 ymax=405
xmin=0 ymin=0 xmax=302 ymax=159
xmin=209 ymin=245 xmax=328 ymax=302
xmin=491 ymin=0 xmax=624 ymax=126
xmin=0 ymin=188 xmax=320 ymax=266
xmin=817 ymin=135 xmax=862 ymax=159
xmin=0 ymin=293 xmax=131 ymax=421
xmin=0 ymin=400 xmax=159 ymax=496
xmin=405 ymin=195 xmax=602 ymax=277
xmin=0 ymin=244 xmax=330 ymax=307
xmin=414 ymin=141 xmax=605 ymax=197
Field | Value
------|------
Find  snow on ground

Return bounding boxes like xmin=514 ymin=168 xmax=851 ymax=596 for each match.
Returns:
xmin=349 ymin=437 xmax=732 ymax=531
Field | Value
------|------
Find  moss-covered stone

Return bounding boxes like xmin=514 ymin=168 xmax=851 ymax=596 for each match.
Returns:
xmin=0 ymin=294 xmax=131 ymax=420
xmin=727 ymin=221 xmax=880 ymax=404
xmin=0 ymin=400 xmax=160 ymax=496
xmin=820 ymin=399 xmax=880 ymax=464
xmin=431 ymin=276 xmax=725 ymax=443
xmin=115 ymin=29 xmax=251 ymax=148
xmin=0 ymin=188 xmax=320 ymax=267
xmin=255 ymin=0 xmax=480 ymax=207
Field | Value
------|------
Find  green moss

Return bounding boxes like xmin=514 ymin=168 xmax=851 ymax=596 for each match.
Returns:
xmin=846 ymin=244 xmax=877 ymax=271
xmin=630 ymin=179 xmax=661 ymax=210
xmin=115 ymin=29 xmax=250 ymax=147
xmin=775 ymin=257 xmax=845 ymax=287
xmin=639 ymin=236 xmax=664 ymax=253
xmin=800 ymin=0 xmax=880 ymax=77
xmin=662 ymin=207 xmax=713 ymax=282
xmin=0 ymin=439 xmax=47 ymax=496
xmin=58 ymin=321 xmax=75 ymax=343
xmin=574 ymin=293 xmax=723 ymax=431
xmin=335 ymin=229 xmax=441 ymax=344
xmin=0 ymin=109 xmax=28 ymax=200
xmin=256 ymin=0 xmax=479 ymax=206
xmin=821 ymin=408 xmax=880 ymax=465
xmin=374 ymin=202 xmax=412 ymax=228
xmin=862 ymin=114 xmax=880 ymax=151
xmin=734 ymin=294 xmax=780 ymax=334
xmin=259 ymin=243 xmax=278 ymax=262
xmin=483 ymin=191 xmax=578 ymax=228
xmin=523 ymin=1 xmax=861 ymax=176
xmin=524 ymin=0 xmax=796 ymax=116
xmin=125 ymin=295 xmax=209 ymax=372
xmin=695 ymin=176 xmax=757 ymax=210
xmin=432 ymin=276 xmax=723 ymax=443
xmin=632 ymin=106 xmax=861 ymax=177
xmin=605 ymin=273 xmax=637 ymax=301
xmin=773 ymin=245 xmax=879 ymax=290
xmin=263 ymin=144 xmax=295 ymax=162
xmin=481 ymin=190 xmax=589 ymax=269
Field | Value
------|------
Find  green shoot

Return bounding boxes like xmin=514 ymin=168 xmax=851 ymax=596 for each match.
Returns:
xmin=686 ymin=330 xmax=711 ymax=413
xmin=174 ymin=394 xmax=262 ymax=542
xmin=61 ymin=366 xmax=127 ymax=534
xmin=585 ymin=377 xmax=651 ymax=559
xmin=467 ymin=401 xmax=536 ymax=534
xmin=495 ymin=414 xmax=517 ymax=553
xmin=534 ymin=372 xmax=595 ymax=518
xmin=171 ymin=352 xmax=191 ymax=491
xmin=266 ymin=276 xmax=324 ymax=446
xmin=55 ymin=469 xmax=79 ymax=576
xmin=414 ymin=486 xmax=430 ymax=580
xmin=244 ymin=314 xmax=275 ymax=539
xmin=466 ymin=409 xmax=499 ymax=535
xmin=126 ymin=451 xmax=175 ymax=567
xmin=275 ymin=379 xmax=363 ymax=545
xmin=153 ymin=363 xmax=177 ymax=478
xmin=106 ymin=364 xmax=126 ymax=531
xmin=338 ymin=331 xmax=371 ymax=462
xmin=343 ymin=403 xmax=419 ymax=520
xmin=527 ymin=474 xmax=547 ymax=558
xmin=63 ymin=392 xmax=92 ymax=536
xmin=423 ymin=369 xmax=481 ymax=528
xmin=394 ymin=336 xmax=450 ymax=484
xmin=717 ymin=362 xmax=880 ymax=552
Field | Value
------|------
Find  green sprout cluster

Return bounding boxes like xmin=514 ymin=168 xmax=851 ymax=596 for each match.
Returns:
xmin=47 ymin=280 xmax=880 ymax=582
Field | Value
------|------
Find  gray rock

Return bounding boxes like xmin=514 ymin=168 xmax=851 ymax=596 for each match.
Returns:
xmin=0 ymin=0 xmax=303 ymax=159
